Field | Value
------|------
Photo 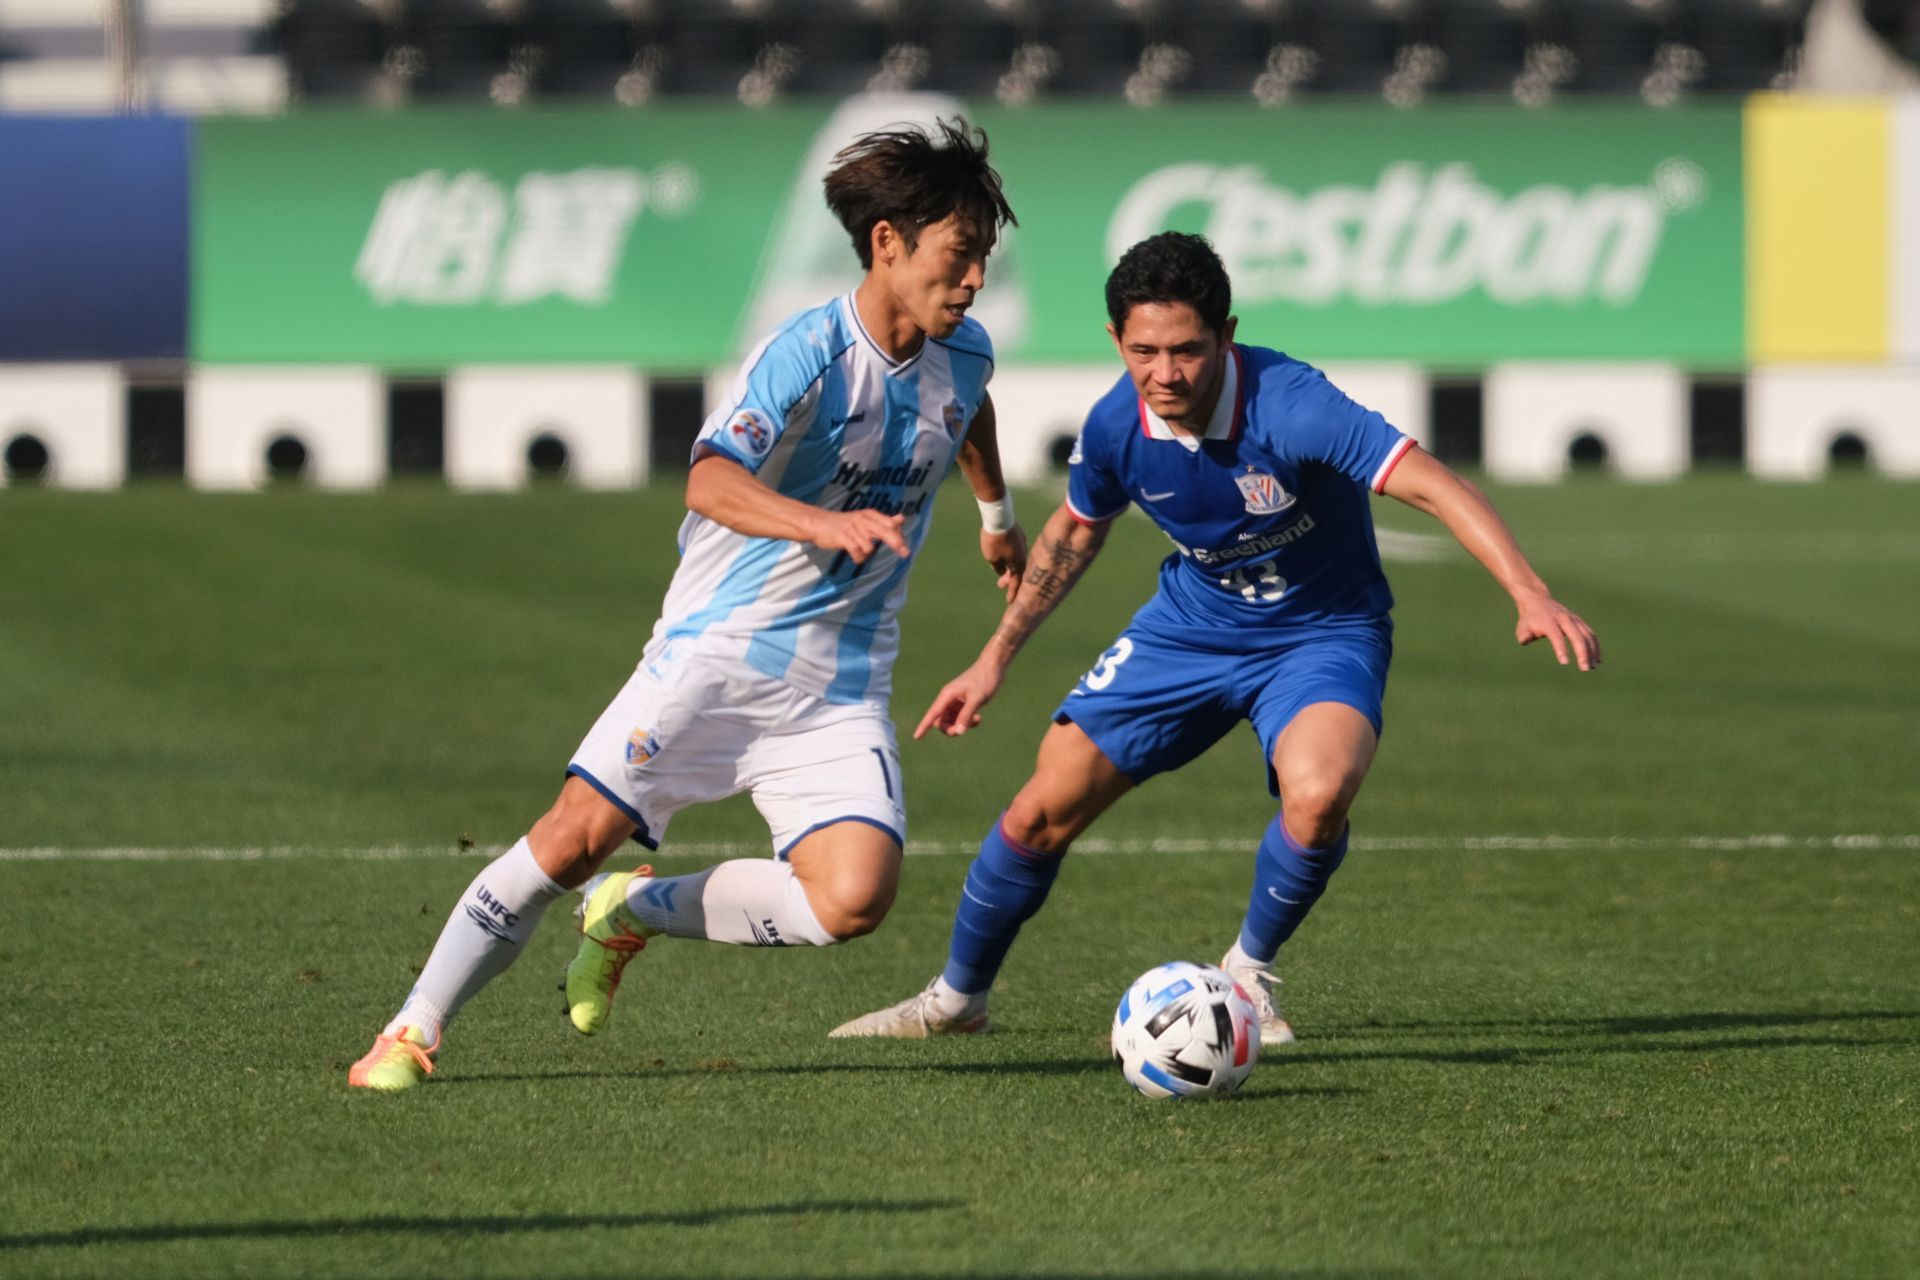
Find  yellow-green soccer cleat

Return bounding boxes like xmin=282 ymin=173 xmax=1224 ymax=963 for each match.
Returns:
xmin=565 ymin=866 xmax=659 ymax=1035
xmin=347 ymin=1025 xmax=438 ymax=1092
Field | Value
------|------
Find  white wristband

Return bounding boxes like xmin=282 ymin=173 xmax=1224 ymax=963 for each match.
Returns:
xmin=976 ymin=493 xmax=1016 ymax=534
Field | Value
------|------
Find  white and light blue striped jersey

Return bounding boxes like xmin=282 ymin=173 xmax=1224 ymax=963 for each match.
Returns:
xmin=651 ymin=293 xmax=994 ymax=706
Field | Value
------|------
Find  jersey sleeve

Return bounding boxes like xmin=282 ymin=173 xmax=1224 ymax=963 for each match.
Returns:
xmin=1064 ymin=410 xmax=1131 ymax=524
xmin=1285 ymin=367 xmax=1416 ymax=494
xmin=693 ymin=326 xmax=828 ymax=473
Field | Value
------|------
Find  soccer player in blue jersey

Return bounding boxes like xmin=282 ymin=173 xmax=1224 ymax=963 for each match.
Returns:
xmin=832 ymin=232 xmax=1599 ymax=1045
xmin=349 ymin=119 xmax=1026 ymax=1090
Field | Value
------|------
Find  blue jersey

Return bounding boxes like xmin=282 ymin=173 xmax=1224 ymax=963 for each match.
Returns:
xmin=1066 ymin=344 xmax=1414 ymax=646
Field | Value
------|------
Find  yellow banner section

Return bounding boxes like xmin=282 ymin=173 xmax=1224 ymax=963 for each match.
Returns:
xmin=1746 ymin=95 xmax=1889 ymax=362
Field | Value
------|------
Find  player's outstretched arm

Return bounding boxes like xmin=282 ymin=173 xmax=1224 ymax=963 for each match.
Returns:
xmin=1381 ymin=446 xmax=1601 ymax=671
xmin=686 ymin=451 xmax=909 ymax=565
xmin=917 ymin=503 xmax=1111 ymax=738
xmin=955 ymin=393 xmax=1029 ymax=601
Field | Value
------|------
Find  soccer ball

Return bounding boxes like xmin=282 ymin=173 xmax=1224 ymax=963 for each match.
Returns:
xmin=1111 ymin=961 xmax=1259 ymax=1099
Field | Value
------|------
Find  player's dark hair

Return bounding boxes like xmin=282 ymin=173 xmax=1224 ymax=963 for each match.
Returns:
xmin=1105 ymin=232 xmax=1233 ymax=336
xmin=823 ymin=117 xmax=1017 ymax=269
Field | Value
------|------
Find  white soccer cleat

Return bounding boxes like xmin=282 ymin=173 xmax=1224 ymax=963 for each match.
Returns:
xmin=828 ymin=980 xmax=991 ymax=1039
xmin=1219 ymin=951 xmax=1296 ymax=1048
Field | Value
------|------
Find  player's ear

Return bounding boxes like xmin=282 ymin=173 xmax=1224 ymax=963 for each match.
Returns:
xmin=870 ymin=220 xmax=899 ymax=269
xmin=1221 ymin=315 xmax=1238 ymax=347
xmin=1105 ymin=322 xmax=1123 ymax=355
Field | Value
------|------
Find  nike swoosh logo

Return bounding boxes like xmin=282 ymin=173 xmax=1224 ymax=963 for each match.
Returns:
xmin=1141 ymin=490 xmax=1176 ymax=501
xmin=1267 ymin=888 xmax=1302 ymax=904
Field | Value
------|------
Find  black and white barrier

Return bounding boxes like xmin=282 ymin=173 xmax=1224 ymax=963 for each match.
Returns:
xmin=1484 ymin=363 xmax=1687 ymax=481
xmin=1748 ymin=366 xmax=1920 ymax=479
xmin=444 ymin=367 xmax=648 ymax=490
xmin=186 ymin=367 xmax=385 ymax=490
xmin=0 ymin=364 xmax=124 ymax=489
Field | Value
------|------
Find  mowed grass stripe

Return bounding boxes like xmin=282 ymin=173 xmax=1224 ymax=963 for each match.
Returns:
xmin=6 ymin=834 xmax=1917 ymax=861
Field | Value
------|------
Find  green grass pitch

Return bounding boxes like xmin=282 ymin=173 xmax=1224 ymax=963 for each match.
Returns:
xmin=2 ymin=474 xmax=1916 ymax=1278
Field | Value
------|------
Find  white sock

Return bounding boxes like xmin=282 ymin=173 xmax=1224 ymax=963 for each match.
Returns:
xmin=623 ymin=859 xmax=837 ymax=946
xmin=930 ymin=975 xmax=987 ymax=1020
xmin=1221 ymin=938 xmax=1274 ymax=972
xmin=387 ymin=838 xmax=566 ymax=1041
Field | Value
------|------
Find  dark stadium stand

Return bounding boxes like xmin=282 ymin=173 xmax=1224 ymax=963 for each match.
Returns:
xmin=0 ymin=0 xmax=1865 ymax=108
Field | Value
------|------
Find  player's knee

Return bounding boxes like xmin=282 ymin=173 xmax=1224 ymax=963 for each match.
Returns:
xmin=528 ymin=786 xmax=634 ymax=885
xmin=999 ymin=803 xmax=1072 ymax=856
xmin=806 ymin=878 xmax=896 ymax=941
xmin=1279 ymin=782 xmax=1352 ymax=850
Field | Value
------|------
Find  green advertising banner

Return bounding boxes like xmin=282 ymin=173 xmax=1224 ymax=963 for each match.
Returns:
xmin=194 ymin=100 xmax=1744 ymax=367
xmin=981 ymin=102 xmax=1745 ymax=365
xmin=193 ymin=105 xmax=832 ymax=367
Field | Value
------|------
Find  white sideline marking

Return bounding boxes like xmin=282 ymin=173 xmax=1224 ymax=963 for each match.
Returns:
xmin=2 ymin=834 xmax=1916 ymax=863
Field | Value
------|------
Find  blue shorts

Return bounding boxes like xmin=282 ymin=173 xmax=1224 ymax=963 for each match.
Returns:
xmin=1052 ymin=619 xmax=1391 ymax=795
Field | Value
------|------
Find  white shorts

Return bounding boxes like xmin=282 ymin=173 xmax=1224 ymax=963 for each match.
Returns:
xmin=567 ymin=641 xmax=905 ymax=857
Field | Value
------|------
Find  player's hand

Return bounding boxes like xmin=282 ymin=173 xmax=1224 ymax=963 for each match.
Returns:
xmin=981 ymin=524 xmax=1028 ymax=602
xmin=1514 ymin=590 xmax=1600 ymax=671
xmin=807 ymin=509 xmax=910 ymax=565
xmin=915 ymin=658 xmax=1007 ymax=739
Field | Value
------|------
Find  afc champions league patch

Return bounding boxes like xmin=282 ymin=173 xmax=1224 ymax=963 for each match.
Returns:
xmin=727 ymin=409 xmax=773 ymax=461
xmin=1234 ymin=468 xmax=1296 ymax=515
xmin=626 ymin=727 xmax=663 ymax=766
xmin=942 ymin=398 xmax=967 ymax=437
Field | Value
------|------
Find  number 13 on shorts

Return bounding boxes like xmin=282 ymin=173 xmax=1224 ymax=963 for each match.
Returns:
xmin=1081 ymin=637 xmax=1134 ymax=692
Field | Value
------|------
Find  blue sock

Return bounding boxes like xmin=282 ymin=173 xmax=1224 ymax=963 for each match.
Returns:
xmin=941 ymin=816 xmax=1065 ymax=996
xmin=1236 ymin=815 xmax=1349 ymax=964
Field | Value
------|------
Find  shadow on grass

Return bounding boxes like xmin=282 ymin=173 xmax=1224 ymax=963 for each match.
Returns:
xmin=434 ymin=1060 xmax=1366 ymax=1101
xmin=1326 ymin=1008 xmax=1920 ymax=1040
xmin=0 ymin=1200 xmax=961 ymax=1252
xmin=1282 ymin=1013 xmax=1920 ymax=1074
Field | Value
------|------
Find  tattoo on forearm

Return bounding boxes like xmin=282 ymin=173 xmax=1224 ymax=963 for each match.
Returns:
xmin=995 ymin=535 xmax=1092 ymax=650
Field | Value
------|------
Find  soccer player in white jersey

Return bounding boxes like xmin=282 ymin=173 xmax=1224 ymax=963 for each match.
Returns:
xmin=350 ymin=119 xmax=1025 ymax=1091
xmin=833 ymin=233 xmax=1599 ymax=1048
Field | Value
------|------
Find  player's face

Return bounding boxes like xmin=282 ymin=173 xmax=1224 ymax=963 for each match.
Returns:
xmin=1108 ymin=303 xmax=1236 ymax=425
xmin=884 ymin=213 xmax=992 ymax=340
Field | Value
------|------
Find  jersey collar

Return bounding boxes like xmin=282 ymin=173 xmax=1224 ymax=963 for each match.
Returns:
xmin=1137 ymin=345 xmax=1243 ymax=446
xmin=842 ymin=293 xmax=926 ymax=375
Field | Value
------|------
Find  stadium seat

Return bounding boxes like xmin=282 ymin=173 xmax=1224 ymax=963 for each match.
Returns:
xmin=656 ymin=0 xmax=769 ymax=96
xmin=1171 ymin=0 xmax=1277 ymax=97
xmin=1747 ymin=366 xmax=1920 ymax=479
xmin=275 ymin=0 xmax=395 ymax=100
xmin=0 ymin=56 xmax=113 ymax=109
xmin=1288 ymin=0 xmax=1409 ymax=94
xmin=1556 ymin=0 xmax=1669 ymax=93
xmin=1483 ymin=362 xmax=1687 ymax=481
xmin=523 ymin=0 xmax=639 ymax=98
xmin=187 ymin=367 xmax=386 ymax=490
xmin=1425 ymin=0 xmax=1533 ymax=94
xmin=918 ymin=0 xmax=1026 ymax=96
xmin=403 ymin=0 xmax=516 ymax=98
xmin=1040 ymin=0 xmax=1146 ymax=97
xmin=0 ymin=364 xmax=125 ymax=490
xmin=445 ymin=366 xmax=649 ymax=489
xmin=1684 ymin=0 xmax=1806 ymax=91
xmin=782 ymin=0 xmax=896 ymax=96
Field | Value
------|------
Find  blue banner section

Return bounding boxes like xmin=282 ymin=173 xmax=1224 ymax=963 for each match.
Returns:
xmin=0 ymin=114 xmax=190 ymax=359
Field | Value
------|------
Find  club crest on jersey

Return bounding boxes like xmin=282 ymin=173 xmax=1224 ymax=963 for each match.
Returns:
xmin=626 ymin=727 xmax=663 ymax=766
xmin=727 ymin=409 xmax=773 ymax=460
xmin=1234 ymin=469 xmax=1296 ymax=515
xmin=942 ymin=398 xmax=966 ymax=437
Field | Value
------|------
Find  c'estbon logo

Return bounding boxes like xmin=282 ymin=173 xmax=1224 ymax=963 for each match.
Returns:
xmin=1107 ymin=158 xmax=1707 ymax=309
